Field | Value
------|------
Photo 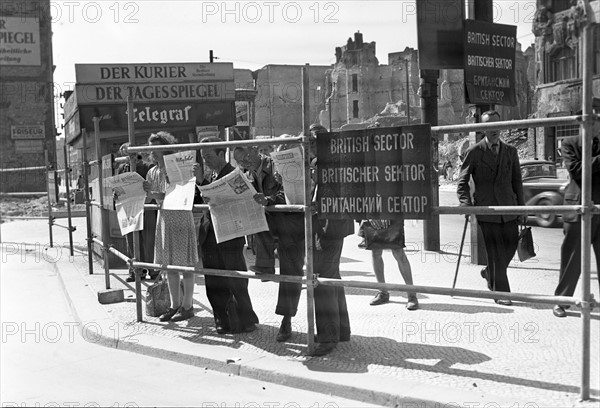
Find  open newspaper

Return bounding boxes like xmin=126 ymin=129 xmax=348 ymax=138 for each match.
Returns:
xmin=105 ymin=172 xmax=146 ymax=235
xmin=270 ymin=147 xmax=305 ymax=205
xmin=162 ymin=150 xmax=196 ymax=211
xmin=198 ymin=167 xmax=269 ymax=243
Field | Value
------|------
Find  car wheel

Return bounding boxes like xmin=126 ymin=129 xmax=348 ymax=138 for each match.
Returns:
xmin=536 ymin=198 xmax=557 ymax=228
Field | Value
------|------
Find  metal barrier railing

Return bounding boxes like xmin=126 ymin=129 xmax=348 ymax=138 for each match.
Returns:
xmin=0 ymin=150 xmax=76 ymax=254
xmin=80 ymin=21 xmax=597 ymax=400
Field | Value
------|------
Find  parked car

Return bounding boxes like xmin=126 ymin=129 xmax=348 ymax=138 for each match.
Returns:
xmin=521 ymin=159 xmax=568 ymax=227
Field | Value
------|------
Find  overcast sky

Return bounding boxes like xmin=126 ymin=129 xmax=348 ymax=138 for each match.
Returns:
xmin=51 ymin=1 xmax=537 ymax=109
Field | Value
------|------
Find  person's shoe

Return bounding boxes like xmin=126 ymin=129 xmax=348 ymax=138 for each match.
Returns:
xmin=159 ymin=307 xmax=179 ymax=322
xmin=313 ymin=342 xmax=337 ymax=356
xmin=125 ymin=274 xmax=136 ymax=283
xmin=494 ymin=299 xmax=513 ymax=306
xmin=248 ymin=265 xmax=275 ymax=275
xmin=171 ymin=306 xmax=194 ymax=322
xmin=276 ymin=318 xmax=292 ymax=342
xmin=553 ymin=305 xmax=567 ymax=318
xmin=216 ymin=325 xmax=230 ymax=334
xmin=369 ymin=291 xmax=390 ymax=306
xmin=406 ymin=295 xmax=419 ymax=311
xmin=243 ymin=323 xmax=257 ymax=333
xmin=481 ymin=268 xmax=493 ymax=290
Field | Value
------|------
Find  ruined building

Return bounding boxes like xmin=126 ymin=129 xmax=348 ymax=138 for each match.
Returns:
xmin=530 ymin=0 xmax=600 ymax=161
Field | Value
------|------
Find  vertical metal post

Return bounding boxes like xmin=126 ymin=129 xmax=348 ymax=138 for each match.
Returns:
xmin=93 ymin=117 xmax=111 ymax=290
xmin=63 ymin=141 xmax=74 ymax=257
xmin=127 ymin=97 xmax=143 ymax=322
xmin=302 ymin=69 xmax=315 ymax=355
xmin=303 ymin=137 xmax=315 ymax=356
xmin=420 ymin=69 xmax=440 ymax=251
xmin=579 ymin=13 xmax=593 ymax=400
xmin=405 ymin=59 xmax=411 ymax=124
xmin=302 ymin=64 xmax=311 ymax=133
xmin=45 ymin=150 xmax=54 ymax=248
xmin=82 ymin=129 xmax=94 ymax=274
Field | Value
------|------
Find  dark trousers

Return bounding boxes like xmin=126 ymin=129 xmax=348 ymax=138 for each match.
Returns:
xmin=478 ymin=220 xmax=519 ymax=293
xmin=253 ymin=230 xmax=276 ymax=271
xmin=125 ymin=210 xmax=157 ymax=275
xmin=202 ymin=235 xmax=259 ymax=329
xmin=204 ymin=275 xmax=259 ymax=329
xmin=274 ymin=231 xmax=305 ymax=317
xmin=556 ymin=217 xmax=600 ymax=297
xmin=313 ymin=238 xmax=350 ymax=343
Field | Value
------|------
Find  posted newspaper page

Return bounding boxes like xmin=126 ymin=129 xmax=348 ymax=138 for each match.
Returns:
xmin=162 ymin=150 xmax=197 ymax=211
xmin=198 ymin=167 xmax=269 ymax=243
xmin=105 ymin=172 xmax=146 ymax=235
xmin=270 ymin=147 xmax=305 ymax=205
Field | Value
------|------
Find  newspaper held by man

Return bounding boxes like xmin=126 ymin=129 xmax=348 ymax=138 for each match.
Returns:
xmin=198 ymin=167 xmax=269 ymax=243
xmin=106 ymin=172 xmax=146 ymax=235
xmin=162 ymin=150 xmax=197 ymax=211
xmin=270 ymin=147 xmax=305 ymax=205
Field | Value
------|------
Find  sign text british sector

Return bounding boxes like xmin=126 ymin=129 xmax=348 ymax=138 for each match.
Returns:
xmin=464 ymin=20 xmax=517 ymax=106
xmin=316 ymin=125 xmax=432 ymax=220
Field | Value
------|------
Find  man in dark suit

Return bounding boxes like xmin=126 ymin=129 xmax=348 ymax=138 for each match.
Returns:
xmin=199 ymin=137 xmax=259 ymax=334
xmin=553 ymin=111 xmax=600 ymax=317
xmin=457 ymin=110 xmax=526 ymax=305
xmin=233 ymin=145 xmax=305 ymax=342
xmin=310 ymin=124 xmax=354 ymax=356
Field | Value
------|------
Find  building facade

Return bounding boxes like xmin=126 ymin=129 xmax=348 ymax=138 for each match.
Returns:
xmin=320 ymin=32 xmax=532 ymax=132
xmin=0 ymin=0 xmax=56 ymax=192
xmin=253 ymin=64 xmax=330 ymax=136
xmin=531 ymin=0 xmax=600 ymax=162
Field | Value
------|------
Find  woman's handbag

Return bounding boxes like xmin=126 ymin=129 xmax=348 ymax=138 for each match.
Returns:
xmin=517 ymin=225 xmax=536 ymax=262
xmin=145 ymin=273 xmax=171 ymax=317
xmin=359 ymin=221 xmax=404 ymax=250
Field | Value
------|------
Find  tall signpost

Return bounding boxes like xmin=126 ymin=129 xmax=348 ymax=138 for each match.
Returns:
xmin=416 ymin=0 xmax=465 ymax=251
xmin=465 ymin=1 xmax=517 ymax=264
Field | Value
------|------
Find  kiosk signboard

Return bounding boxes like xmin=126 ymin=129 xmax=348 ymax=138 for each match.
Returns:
xmin=0 ymin=16 xmax=40 ymax=66
xmin=464 ymin=20 xmax=517 ymax=106
xmin=316 ymin=125 xmax=432 ymax=220
xmin=74 ymin=62 xmax=236 ymax=105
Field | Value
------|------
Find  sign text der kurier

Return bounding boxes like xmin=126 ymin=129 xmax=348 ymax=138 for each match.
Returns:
xmin=316 ymin=125 xmax=432 ymax=220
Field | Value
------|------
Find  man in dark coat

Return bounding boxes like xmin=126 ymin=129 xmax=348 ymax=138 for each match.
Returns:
xmin=234 ymin=145 xmax=305 ymax=342
xmin=457 ymin=110 xmax=526 ymax=305
xmin=310 ymin=124 xmax=354 ymax=356
xmin=553 ymin=111 xmax=600 ymax=317
xmin=199 ymin=137 xmax=259 ymax=334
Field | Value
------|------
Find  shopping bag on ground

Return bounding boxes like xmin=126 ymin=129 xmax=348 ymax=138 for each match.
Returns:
xmin=145 ymin=274 xmax=171 ymax=317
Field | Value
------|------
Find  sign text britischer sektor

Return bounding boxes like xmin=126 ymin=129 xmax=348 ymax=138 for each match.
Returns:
xmin=316 ymin=125 xmax=432 ymax=220
xmin=464 ymin=20 xmax=517 ymax=106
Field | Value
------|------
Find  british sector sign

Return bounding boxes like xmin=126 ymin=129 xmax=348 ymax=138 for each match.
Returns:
xmin=316 ymin=125 xmax=432 ymax=220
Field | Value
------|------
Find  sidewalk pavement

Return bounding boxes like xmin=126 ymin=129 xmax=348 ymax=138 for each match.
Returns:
xmin=1 ymin=208 xmax=599 ymax=407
